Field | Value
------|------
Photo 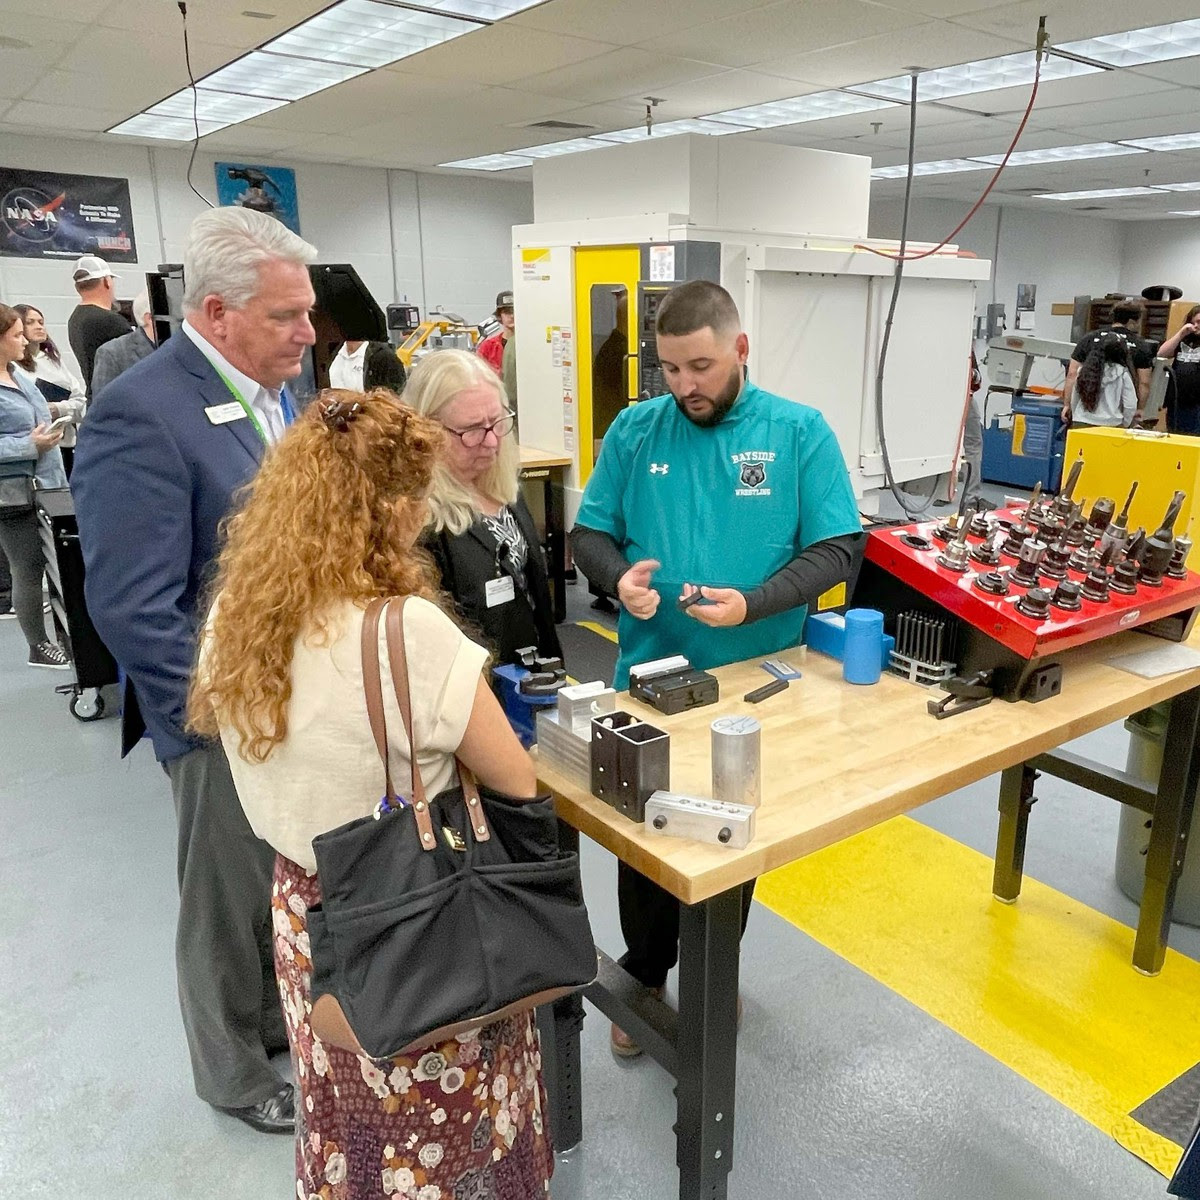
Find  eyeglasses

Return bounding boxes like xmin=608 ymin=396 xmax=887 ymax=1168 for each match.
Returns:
xmin=443 ymin=410 xmax=515 ymax=448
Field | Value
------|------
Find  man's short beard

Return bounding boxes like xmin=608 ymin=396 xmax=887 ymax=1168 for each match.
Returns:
xmin=674 ymin=365 xmax=743 ymax=427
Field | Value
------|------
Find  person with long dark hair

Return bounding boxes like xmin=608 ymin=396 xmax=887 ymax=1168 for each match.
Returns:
xmin=1160 ymin=304 xmax=1200 ymax=436
xmin=1063 ymin=332 xmax=1137 ymax=428
xmin=14 ymin=304 xmax=86 ymax=474
xmin=0 ymin=303 xmax=70 ymax=668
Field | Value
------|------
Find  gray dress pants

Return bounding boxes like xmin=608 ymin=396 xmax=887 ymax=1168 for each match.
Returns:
xmin=166 ymin=740 xmax=288 ymax=1108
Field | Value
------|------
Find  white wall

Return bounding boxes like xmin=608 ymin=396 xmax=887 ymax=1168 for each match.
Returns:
xmin=1119 ymin=221 xmax=1200 ymax=301
xmin=0 ymin=131 xmax=532 ymax=377
xmin=868 ymin=198 xmax=1125 ymax=347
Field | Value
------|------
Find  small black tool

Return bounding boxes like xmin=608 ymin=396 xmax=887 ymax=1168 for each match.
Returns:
xmin=744 ymin=677 xmax=789 ymax=704
xmin=677 ymin=591 xmax=707 ymax=612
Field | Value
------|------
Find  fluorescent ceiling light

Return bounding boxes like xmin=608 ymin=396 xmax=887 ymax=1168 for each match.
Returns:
xmin=707 ymin=90 xmax=894 ymax=130
xmin=440 ymin=153 xmax=534 ymax=170
xmin=973 ymin=141 xmax=1145 ymax=167
xmin=109 ymin=113 xmax=227 ymax=140
xmin=1155 ymin=181 xmax=1200 ymax=192
xmin=150 ymin=89 xmax=287 ymax=124
xmin=1121 ymin=131 xmax=1200 ymax=152
xmin=264 ymin=0 xmax=482 ymax=70
xmin=871 ymin=158 xmax=992 ymax=178
xmin=1059 ymin=19 xmax=1200 ymax=67
xmin=420 ymin=0 xmax=546 ymax=18
xmin=853 ymin=51 xmax=1097 ymax=103
xmin=511 ymin=137 xmax=612 ymax=158
xmin=201 ymin=51 xmax=367 ymax=101
xmin=1169 ymin=210 xmax=1200 ymax=216
xmin=596 ymin=118 xmax=751 ymax=142
xmin=1036 ymin=187 xmax=1162 ymax=200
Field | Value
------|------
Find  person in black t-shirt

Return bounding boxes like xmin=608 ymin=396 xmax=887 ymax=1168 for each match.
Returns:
xmin=1064 ymin=299 xmax=1155 ymax=418
xmin=66 ymin=255 xmax=132 ymax=397
xmin=1159 ymin=305 xmax=1200 ymax=436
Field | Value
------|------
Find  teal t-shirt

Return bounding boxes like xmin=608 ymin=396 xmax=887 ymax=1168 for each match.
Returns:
xmin=576 ymin=382 xmax=860 ymax=688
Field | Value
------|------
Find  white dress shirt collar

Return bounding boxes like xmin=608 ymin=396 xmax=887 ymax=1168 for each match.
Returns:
xmin=181 ymin=320 xmax=285 ymax=443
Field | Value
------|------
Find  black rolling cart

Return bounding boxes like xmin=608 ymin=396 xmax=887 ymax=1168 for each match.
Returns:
xmin=35 ymin=487 xmax=118 ymax=721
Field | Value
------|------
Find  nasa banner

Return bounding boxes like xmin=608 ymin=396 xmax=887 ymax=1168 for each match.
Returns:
xmin=0 ymin=168 xmax=138 ymax=262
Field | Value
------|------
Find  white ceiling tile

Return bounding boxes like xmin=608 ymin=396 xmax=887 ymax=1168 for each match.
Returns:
xmin=0 ymin=99 xmax=129 ymax=134
xmin=53 ymin=28 xmax=243 ymax=84
xmin=0 ymin=0 xmax=106 ymax=16
xmin=386 ymin=25 xmax=619 ymax=85
xmin=868 ymin=0 xmax=1025 ymax=14
xmin=756 ymin=21 xmax=1026 ymax=86
xmin=948 ymin=0 xmax=1200 ymax=44
xmin=1022 ymin=85 xmax=1200 ymax=133
xmin=95 ymin=0 xmax=327 ymax=49
xmin=935 ymin=69 xmax=1177 ymax=120
xmin=0 ymin=39 xmax=84 ymax=100
xmin=507 ymin=48 xmax=726 ymax=103
xmin=635 ymin=0 xmax=925 ymax=70
xmin=627 ymin=70 xmax=828 ymax=116
xmin=1118 ymin=55 xmax=1200 ymax=86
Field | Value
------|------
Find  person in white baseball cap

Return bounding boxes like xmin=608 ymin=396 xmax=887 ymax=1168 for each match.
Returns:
xmin=67 ymin=254 xmax=130 ymax=397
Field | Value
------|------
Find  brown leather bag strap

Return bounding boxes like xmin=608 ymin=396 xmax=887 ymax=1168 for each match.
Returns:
xmin=383 ymin=597 xmax=491 ymax=846
xmin=383 ymin=597 xmax=438 ymax=852
xmin=360 ymin=598 xmax=395 ymax=806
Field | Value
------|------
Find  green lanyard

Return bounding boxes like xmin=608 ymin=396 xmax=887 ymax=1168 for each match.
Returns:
xmin=214 ymin=367 xmax=269 ymax=446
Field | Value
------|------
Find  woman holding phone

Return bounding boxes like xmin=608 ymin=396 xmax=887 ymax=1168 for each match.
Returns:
xmin=14 ymin=304 xmax=87 ymax=475
xmin=0 ymin=303 xmax=70 ymax=669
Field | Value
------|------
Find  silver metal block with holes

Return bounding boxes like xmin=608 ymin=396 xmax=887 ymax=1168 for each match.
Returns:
xmin=643 ymin=791 xmax=757 ymax=848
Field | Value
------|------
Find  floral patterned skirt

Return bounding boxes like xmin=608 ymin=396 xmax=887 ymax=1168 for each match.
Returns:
xmin=272 ymin=854 xmax=554 ymax=1200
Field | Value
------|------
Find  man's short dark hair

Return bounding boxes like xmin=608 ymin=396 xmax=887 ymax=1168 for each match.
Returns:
xmin=1113 ymin=300 xmax=1144 ymax=325
xmin=655 ymin=280 xmax=740 ymax=338
xmin=74 ymin=276 xmax=107 ymax=295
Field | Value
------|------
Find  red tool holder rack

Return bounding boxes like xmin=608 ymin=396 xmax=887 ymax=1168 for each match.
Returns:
xmin=853 ymin=509 xmax=1200 ymax=701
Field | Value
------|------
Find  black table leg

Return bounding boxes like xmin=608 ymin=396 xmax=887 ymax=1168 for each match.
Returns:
xmin=545 ymin=469 xmax=567 ymax=624
xmin=675 ymin=884 xmax=744 ymax=1200
xmin=993 ymin=763 xmax=1038 ymax=902
xmin=1134 ymin=687 xmax=1200 ymax=975
xmin=544 ymin=818 xmax=586 ymax=1152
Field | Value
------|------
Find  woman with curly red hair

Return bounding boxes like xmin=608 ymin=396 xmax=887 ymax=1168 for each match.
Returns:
xmin=189 ymin=387 xmax=553 ymax=1200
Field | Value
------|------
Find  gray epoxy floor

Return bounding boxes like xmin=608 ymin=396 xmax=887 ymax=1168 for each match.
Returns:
xmin=1 ymin=590 xmax=1195 ymax=1199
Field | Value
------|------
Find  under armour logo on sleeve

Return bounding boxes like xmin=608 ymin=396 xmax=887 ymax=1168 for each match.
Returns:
xmin=649 ymin=463 xmax=669 ymax=475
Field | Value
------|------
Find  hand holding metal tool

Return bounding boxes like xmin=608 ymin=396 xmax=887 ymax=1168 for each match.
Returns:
xmin=679 ymin=583 xmax=747 ymax=627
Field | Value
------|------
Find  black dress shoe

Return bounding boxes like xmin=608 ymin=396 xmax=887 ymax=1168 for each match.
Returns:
xmin=218 ymin=1082 xmax=295 ymax=1133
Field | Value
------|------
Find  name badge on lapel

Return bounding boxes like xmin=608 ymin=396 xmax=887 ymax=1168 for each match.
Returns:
xmin=485 ymin=575 xmax=516 ymax=609
xmin=205 ymin=401 xmax=248 ymax=426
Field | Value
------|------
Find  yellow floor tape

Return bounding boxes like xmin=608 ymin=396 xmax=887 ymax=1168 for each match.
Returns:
xmin=756 ymin=814 xmax=1200 ymax=1177
xmin=577 ymin=620 xmax=618 ymax=644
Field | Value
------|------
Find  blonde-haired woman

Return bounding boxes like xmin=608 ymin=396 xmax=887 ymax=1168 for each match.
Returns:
xmin=404 ymin=349 xmax=562 ymax=667
xmin=189 ymin=388 xmax=554 ymax=1200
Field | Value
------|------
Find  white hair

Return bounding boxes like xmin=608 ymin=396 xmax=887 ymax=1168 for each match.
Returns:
xmin=132 ymin=290 xmax=151 ymax=327
xmin=182 ymin=206 xmax=316 ymax=313
xmin=403 ymin=348 xmax=518 ymax=537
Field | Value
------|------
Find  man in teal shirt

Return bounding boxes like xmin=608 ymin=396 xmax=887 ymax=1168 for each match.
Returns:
xmin=571 ymin=279 xmax=861 ymax=1056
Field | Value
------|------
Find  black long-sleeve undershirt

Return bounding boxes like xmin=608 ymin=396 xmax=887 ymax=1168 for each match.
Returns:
xmin=570 ymin=525 xmax=863 ymax=624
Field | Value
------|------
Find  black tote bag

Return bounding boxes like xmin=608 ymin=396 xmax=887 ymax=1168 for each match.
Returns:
xmin=306 ymin=596 xmax=596 ymax=1060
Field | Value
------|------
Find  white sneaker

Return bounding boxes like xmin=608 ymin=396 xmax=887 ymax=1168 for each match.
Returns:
xmin=28 ymin=641 xmax=70 ymax=670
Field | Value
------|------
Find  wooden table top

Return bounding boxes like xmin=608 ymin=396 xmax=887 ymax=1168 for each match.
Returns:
xmin=537 ymin=627 xmax=1200 ymax=904
xmin=519 ymin=445 xmax=573 ymax=471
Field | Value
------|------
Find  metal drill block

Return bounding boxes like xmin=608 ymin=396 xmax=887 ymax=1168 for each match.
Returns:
xmin=644 ymin=791 xmax=756 ymax=848
xmin=557 ymin=681 xmax=616 ymax=736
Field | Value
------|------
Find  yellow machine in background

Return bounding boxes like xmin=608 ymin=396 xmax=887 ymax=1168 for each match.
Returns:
xmin=1065 ymin=427 xmax=1200 ymax=563
xmin=395 ymin=317 xmax=480 ymax=368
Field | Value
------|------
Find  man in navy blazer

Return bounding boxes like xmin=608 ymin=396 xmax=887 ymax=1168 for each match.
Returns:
xmin=72 ymin=207 xmax=316 ymax=1133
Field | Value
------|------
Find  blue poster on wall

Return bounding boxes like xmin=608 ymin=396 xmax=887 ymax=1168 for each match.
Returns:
xmin=214 ymin=163 xmax=300 ymax=234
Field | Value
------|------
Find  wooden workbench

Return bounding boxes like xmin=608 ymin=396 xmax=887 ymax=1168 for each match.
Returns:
xmin=538 ymin=626 xmax=1200 ymax=1200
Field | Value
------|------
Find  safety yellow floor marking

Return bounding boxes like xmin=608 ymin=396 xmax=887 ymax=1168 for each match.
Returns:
xmin=577 ymin=620 xmax=618 ymax=644
xmin=757 ymin=814 xmax=1200 ymax=1177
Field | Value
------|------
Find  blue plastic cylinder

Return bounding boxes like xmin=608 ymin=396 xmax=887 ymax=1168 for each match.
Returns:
xmin=843 ymin=608 xmax=885 ymax=685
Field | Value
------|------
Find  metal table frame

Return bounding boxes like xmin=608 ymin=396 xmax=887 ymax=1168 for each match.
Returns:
xmin=993 ymin=686 xmax=1200 ymax=976
xmin=544 ymin=687 xmax=1200 ymax=1198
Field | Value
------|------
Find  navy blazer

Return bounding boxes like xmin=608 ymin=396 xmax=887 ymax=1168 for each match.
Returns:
xmin=72 ymin=331 xmax=268 ymax=762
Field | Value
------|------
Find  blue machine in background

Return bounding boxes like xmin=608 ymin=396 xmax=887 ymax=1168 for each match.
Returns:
xmin=981 ymin=392 xmax=1067 ymax=493
xmin=981 ymin=334 xmax=1073 ymax=493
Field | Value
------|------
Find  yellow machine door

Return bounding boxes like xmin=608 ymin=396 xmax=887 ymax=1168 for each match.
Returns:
xmin=573 ymin=245 xmax=641 ymax=485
